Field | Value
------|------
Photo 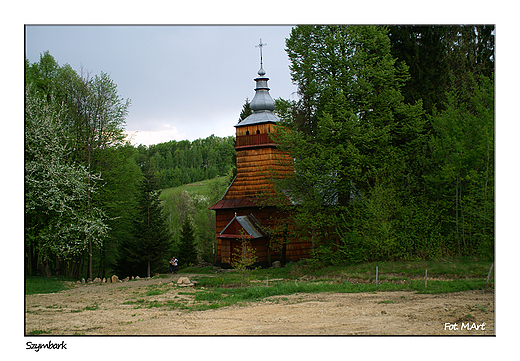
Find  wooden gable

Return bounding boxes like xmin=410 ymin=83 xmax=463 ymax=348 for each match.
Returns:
xmin=218 ymin=214 xmax=268 ymax=239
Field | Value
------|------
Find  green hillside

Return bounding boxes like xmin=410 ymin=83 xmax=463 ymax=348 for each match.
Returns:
xmin=159 ymin=176 xmax=228 ymax=200
xmin=159 ymin=176 xmax=231 ymax=265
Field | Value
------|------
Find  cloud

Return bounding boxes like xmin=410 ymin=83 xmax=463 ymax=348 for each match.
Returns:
xmin=125 ymin=124 xmax=186 ymax=147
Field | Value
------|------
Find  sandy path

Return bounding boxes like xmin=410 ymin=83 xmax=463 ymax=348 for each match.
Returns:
xmin=25 ymin=274 xmax=494 ymax=336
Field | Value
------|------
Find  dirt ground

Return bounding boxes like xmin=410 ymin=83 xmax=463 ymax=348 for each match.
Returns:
xmin=25 ymin=274 xmax=495 ymax=336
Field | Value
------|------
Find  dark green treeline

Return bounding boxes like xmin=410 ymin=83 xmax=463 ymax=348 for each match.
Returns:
xmin=272 ymin=25 xmax=494 ymax=264
xmin=135 ymin=135 xmax=236 ymax=190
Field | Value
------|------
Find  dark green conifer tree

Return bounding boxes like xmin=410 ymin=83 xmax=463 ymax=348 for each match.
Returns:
xmin=238 ymin=98 xmax=252 ymax=122
xmin=275 ymin=25 xmax=427 ymax=263
xmin=120 ymin=161 xmax=171 ymax=278
xmin=178 ymin=215 xmax=198 ymax=267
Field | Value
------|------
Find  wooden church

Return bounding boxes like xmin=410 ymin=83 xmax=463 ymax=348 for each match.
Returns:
xmin=209 ymin=43 xmax=313 ymax=268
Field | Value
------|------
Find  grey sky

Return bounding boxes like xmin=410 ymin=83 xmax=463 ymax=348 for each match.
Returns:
xmin=25 ymin=25 xmax=298 ymax=145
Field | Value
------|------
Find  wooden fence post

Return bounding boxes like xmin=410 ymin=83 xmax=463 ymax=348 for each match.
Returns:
xmin=486 ymin=263 xmax=494 ymax=287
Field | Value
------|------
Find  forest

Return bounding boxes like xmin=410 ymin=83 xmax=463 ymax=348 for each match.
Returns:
xmin=25 ymin=52 xmax=235 ymax=279
xmin=272 ymin=25 xmax=494 ymax=264
xmin=25 ymin=25 xmax=494 ymax=280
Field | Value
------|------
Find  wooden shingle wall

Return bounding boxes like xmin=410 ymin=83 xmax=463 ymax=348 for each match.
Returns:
xmin=226 ymin=124 xmax=292 ymax=200
xmin=212 ymin=121 xmax=313 ymax=267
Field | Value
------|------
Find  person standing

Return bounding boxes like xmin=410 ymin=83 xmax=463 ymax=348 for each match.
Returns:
xmin=169 ymin=257 xmax=175 ymax=273
xmin=169 ymin=257 xmax=178 ymax=274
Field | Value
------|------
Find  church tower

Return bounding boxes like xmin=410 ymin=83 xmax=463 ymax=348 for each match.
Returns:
xmin=210 ymin=40 xmax=310 ymax=268
xmin=226 ymin=40 xmax=291 ymax=201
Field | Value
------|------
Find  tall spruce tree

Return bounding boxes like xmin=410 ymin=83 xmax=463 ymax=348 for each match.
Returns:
xmin=132 ymin=162 xmax=171 ymax=277
xmin=178 ymin=215 xmax=197 ymax=267
xmin=238 ymin=98 xmax=252 ymax=123
xmin=275 ymin=25 xmax=427 ymax=263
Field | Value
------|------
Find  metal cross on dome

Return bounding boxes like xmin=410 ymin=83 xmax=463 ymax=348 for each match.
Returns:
xmin=256 ymin=38 xmax=267 ymax=68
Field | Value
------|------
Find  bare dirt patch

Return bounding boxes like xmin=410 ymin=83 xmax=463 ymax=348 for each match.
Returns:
xmin=25 ymin=274 xmax=494 ymax=335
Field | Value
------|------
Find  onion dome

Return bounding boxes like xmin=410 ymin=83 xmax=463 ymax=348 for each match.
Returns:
xmin=235 ymin=39 xmax=280 ymax=127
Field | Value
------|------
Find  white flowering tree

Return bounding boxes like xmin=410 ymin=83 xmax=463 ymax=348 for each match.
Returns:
xmin=25 ymin=88 xmax=108 ymax=276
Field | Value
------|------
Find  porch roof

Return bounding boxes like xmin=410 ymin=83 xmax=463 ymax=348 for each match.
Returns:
xmin=218 ymin=214 xmax=268 ymax=239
